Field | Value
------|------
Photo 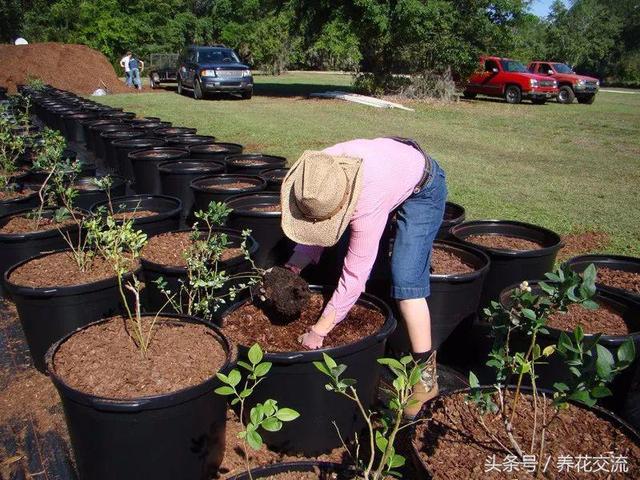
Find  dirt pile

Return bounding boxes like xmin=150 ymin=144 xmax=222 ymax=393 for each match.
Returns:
xmin=0 ymin=42 xmax=132 ymax=94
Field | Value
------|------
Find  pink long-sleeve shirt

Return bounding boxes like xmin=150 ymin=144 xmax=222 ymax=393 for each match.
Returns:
xmin=295 ymin=138 xmax=425 ymax=324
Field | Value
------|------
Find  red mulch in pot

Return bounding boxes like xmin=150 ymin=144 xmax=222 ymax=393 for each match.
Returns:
xmin=232 ymin=159 xmax=269 ymax=167
xmin=0 ymin=189 xmax=35 ymax=201
xmin=597 ymin=267 xmax=640 ymax=295
xmin=0 ymin=215 xmax=75 ymax=234
xmin=8 ymin=251 xmax=137 ymax=288
xmin=53 ymin=317 xmax=226 ymax=399
xmin=431 ymin=247 xmax=475 ymax=275
xmin=140 ymin=231 xmax=243 ymax=267
xmin=557 ymin=230 xmax=610 ymax=262
xmin=414 ymin=391 xmax=640 ymax=480
xmin=546 ymin=302 xmax=632 ymax=335
xmin=111 ymin=209 xmax=157 ymax=221
xmin=222 ymin=293 xmax=385 ymax=352
xmin=249 ymin=204 xmax=281 ymax=212
xmin=204 ymin=181 xmax=256 ymax=190
xmin=466 ymin=234 xmax=544 ymax=251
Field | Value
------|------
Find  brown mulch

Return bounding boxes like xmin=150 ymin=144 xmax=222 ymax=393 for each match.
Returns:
xmin=140 ymin=230 xmax=243 ymax=267
xmin=547 ymin=302 xmax=632 ymax=336
xmin=0 ymin=42 xmax=131 ymax=94
xmin=7 ymin=251 xmax=137 ymax=288
xmin=431 ymin=247 xmax=475 ymax=275
xmin=558 ymin=231 xmax=610 ymax=262
xmin=0 ymin=189 xmax=35 ymax=201
xmin=0 ymin=215 xmax=75 ymax=234
xmin=597 ymin=267 xmax=640 ymax=295
xmin=111 ymin=209 xmax=157 ymax=221
xmin=204 ymin=182 xmax=257 ymax=190
xmin=466 ymin=234 xmax=544 ymax=251
xmin=52 ymin=317 xmax=227 ymax=399
xmin=249 ymin=205 xmax=281 ymax=212
xmin=414 ymin=392 xmax=640 ymax=479
xmin=221 ymin=293 xmax=385 ymax=352
xmin=231 ymin=160 xmax=271 ymax=167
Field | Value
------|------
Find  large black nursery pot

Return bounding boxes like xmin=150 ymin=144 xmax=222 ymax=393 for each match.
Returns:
xmin=0 ymin=208 xmax=81 ymax=297
xmin=100 ymin=110 xmax=136 ymax=122
xmin=190 ymin=174 xmax=266 ymax=212
xmin=124 ymin=117 xmax=161 ymax=128
xmin=227 ymin=461 xmax=351 ymax=480
xmin=153 ymin=126 xmax=197 ymax=138
xmin=112 ymin=137 xmax=167 ymax=186
xmin=217 ymin=286 xmax=397 ymax=456
xmin=225 ymin=192 xmax=291 ymax=268
xmin=70 ymin=175 xmax=127 ymax=211
xmin=450 ymin=220 xmax=563 ymax=308
xmin=4 ymin=251 xmax=138 ymax=372
xmin=45 ymin=314 xmax=232 ymax=480
xmin=101 ymin=129 xmax=146 ymax=172
xmin=165 ymin=134 xmax=217 ymax=149
xmin=437 ymin=201 xmax=465 ymax=240
xmin=388 ymin=240 xmax=490 ymax=358
xmin=61 ymin=112 xmax=99 ymax=143
xmin=188 ymin=142 xmax=244 ymax=160
xmin=81 ymin=118 xmax=122 ymax=152
xmin=129 ymin=120 xmax=172 ymax=136
xmin=565 ymin=254 xmax=640 ymax=303
xmin=89 ymin=123 xmax=130 ymax=162
xmin=0 ymin=187 xmax=39 ymax=217
xmin=90 ymin=194 xmax=182 ymax=237
xmin=141 ymin=227 xmax=258 ymax=312
xmin=158 ymin=160 xmax=226 ymax=222
xmin=129 ymin=147 xmax=189 ymax=194
xmin=259 ymin=167 xmax=289 ymax=192
xmin=225 ymin=154 xmax=287 ymax=174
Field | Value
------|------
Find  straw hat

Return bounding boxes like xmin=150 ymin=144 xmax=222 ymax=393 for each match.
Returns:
xmin=281 ymin=150 xmax=364 ymax=247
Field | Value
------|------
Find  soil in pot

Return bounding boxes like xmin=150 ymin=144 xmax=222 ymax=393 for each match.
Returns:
xmin=52 ymin=316 xmax=226 ymax=399
xmin=111 ymin=209 xmax=157 ymax=221
xmin=257 ymin=266 xmax=310 ymax=321
xmin=250 ymin=204 xmax=281 ymax=212
xmin=0 ymin=215 xmax=75 ymax=234
xmin=140 ymin=230 xmax=244 ymax=267
xmin=597 ymin=267 xmax=640 ymax=295
xmin=413 ymin=391 xmax=640 ymax=479
xmin=430 ymin=246 xmax=475 ymax=275
xmin=0 ymin=187 xmax=36 ymax=201
xmin=205 ymin=181 xmax=256 ymax=190
xmin=466 ymin=234 xmax=544 ymax=251
xmin=547 ymin=302 xmax=632 ymax=335
xmin=222 ymin=293 xmax=385 ymax=352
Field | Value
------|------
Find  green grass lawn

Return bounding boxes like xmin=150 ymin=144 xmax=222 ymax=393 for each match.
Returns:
xmin=101 ymin=72 xmax=640 ymax=256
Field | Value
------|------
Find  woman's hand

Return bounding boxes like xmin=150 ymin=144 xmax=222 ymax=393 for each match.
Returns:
xmin=298 ymin=310 xmax=337 ymax=350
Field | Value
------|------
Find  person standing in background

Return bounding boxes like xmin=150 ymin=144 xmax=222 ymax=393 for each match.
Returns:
xmin=129 ymin=55 xmax=144 ymax=91
xmin=120 ymin=51 xmax=132 ymax=87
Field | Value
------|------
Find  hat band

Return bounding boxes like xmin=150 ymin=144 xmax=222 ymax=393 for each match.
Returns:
xmin=295 ymin=183 xmax=350 ymax=223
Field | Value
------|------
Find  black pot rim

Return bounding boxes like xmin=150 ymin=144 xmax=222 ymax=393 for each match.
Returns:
xmin=89 ymin=194 xmax=182 ymax=225
xmin=498 ymin=281 xmax=640 ymax=343
xmin=127 ymin=147 xmax=189 ymax=162
xmin=4 ymin=248 xmax=139 ymax=297
xmin=100 ymin=130 xmax=145 ymax=139
xmin=158 ymin=159 xmax=225 ymax=175
xmin=112 ymin=137 xmax=167 ymax=149
xmin=218 ymin=285 xmax=396 ymax=363
xmin=0 ymin=207 xmax=80 ymax=241
xmin=563 ymin=254 xmax=640 ymax=302
xmin=226 ymin=461 xmax=352 ymax=480
xmin=45 ymin=313 xmax=232 ymax=411
xmin=225 ymin=153 xmax=287 ymax=167
xmin=73 ymin=175 xmax=127 ymax=191
xmin=0 ymin=189 xmax=39 ymax=206
xmin=188 ymin=142 xmax=244 ymax=155
xmin=153 ymin=127 xmax=197 ymax=135
xmin=431 ymin=239 xmax=491 ymax=282
xmin=225 ymin=192 xmax=281 ymax=217
xmin=139 ymin=227 xmax=259 ymax=274
xmin=190 ymin=174 xmax=267 ymax=193
xmin=450 ymin=219 xmax=564 ymax=258
xmin=442 ymin=201 xmax=465 ymax=224
xmin=409 ymin=385 xmax=640 ymax=478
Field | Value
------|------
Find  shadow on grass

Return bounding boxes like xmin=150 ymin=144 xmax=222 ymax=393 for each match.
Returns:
xmin=253 ymin=82 xmax=355 ymax=98
xmin=460 ymin=96 xmax=555 ymax=106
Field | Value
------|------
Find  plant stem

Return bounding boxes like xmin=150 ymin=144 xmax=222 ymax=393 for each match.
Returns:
xmin=347 ymin=387 xmax=375 ymax=479
xmin=509 ymin=332 xmax=537 ymax=426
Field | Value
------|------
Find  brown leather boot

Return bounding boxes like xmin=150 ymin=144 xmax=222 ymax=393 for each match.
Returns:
xmin=403 ymin=351 xmax=439 ymax=420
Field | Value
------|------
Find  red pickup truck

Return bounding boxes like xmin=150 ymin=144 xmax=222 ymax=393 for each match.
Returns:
xmin=463 ymin=56 xmax=558 ymax=104
xmin=527 ymin=61 xmax=599 ymax=104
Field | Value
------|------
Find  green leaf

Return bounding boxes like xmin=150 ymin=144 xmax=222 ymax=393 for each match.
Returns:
xmin=239 ymin=388 xmax=253 ymax=398
xmin=275 ymin=408 xmax=300 ymax=422
xmin=582 ymin=299 xmax=599 ymax=310
xmin=375 ymin=431 xmax=388 ymax=453
xmin=521 ymin=308 xmax=536 ymax=321
xmin=261 ymin=417 xmax=282 ymax=432
xmin=377 ymin=358 xmax=405 ymax=370
xmin=388 ymin=454 xmax=406 ymax=468
xmin=591 ymin=385 xmax=612 ymax=399
xmin=313 ymin=361 xmax=331 ymax=376
xmin=248 ymin=343 xmax=264 ymax=365
xmin=542 ymin=345 xmax=556 ymax=357
xmin=569 ymin=390 xmax=596 ymax=407
xmin=246 ymin=429 xmax=262 ymax=450
xmin=227 ymin=369 xmax=242 ymax=387
xmin=216 ymin=372 xmax=230 ymax=384
xmin=408 ymin=366 xmax=422 ymax=387
xmin=595 ymin=344 xmax=614 ymax=378
xmin=254 ymin=362 xmax=272 ymax=377
xmin=583 ymin=264 xmax=597 ymax=285
xmin=214 ymin=386 xmax=235 ymax=396
xmin=322 ymin=353 xmax=337 ymax=369
xmin=237 ymin=360 xmax=253 ymax=371
xmin=617 ymin=339 xmax=636 ymax=365
xmin=468 ymin=371 xmax=480 ymax=389
xmin=573 ymin=325 xmax=584 ymax=343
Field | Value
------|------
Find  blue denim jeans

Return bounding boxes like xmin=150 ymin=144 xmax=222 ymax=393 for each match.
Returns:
xmin=125 ymin=70 xmax=132 ymax=86
xmin=130 ymin=68 xmax=141 ymax=89
xmin=390 ymin=159 xmax=447 ymax=299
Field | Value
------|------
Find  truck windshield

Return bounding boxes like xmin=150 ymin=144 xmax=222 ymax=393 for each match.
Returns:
xmin=554 ymin=63 xmax=574 ymax=74
xmin=198 ymin=49 xmax=240 ymax=64
xmin=500 ymin=60 xmax=528 ymax=73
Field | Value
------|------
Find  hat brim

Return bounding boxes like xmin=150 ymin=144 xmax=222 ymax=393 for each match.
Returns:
xmin=281 ymin=152 xmax=363 ymax=247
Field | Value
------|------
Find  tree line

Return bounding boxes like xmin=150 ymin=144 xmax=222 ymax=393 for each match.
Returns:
xmin=1 ymin=0 xmax=638 ymax=87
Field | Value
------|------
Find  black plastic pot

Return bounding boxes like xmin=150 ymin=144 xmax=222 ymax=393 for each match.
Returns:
xmin=227 ymin=461 xmax=352 ymax=480
xmin=101 ymin=130 xmax=146 ymax=172
xmin=90 ymin=194 xmax=181 ymax=237
xmin=388 ymin=240 xmax=490 ymax=357
xmin=437 ymin=201 xmax=465 ymax=240
xmin=565 ymin=254 xmax=640 ymax=303
xmin=45 ymin=314 xmax=232 ymax=480
xmin=450 ymin=220 xmax=563 ymax=308
xmin=258 ymin=167 xmax=289 ymax=192
xmin=158 ymin=160 xmax=226 ymax=220
xmin=129 ymin=148 xmax=189 ymax=195
xmin=93 ymin=125 xmax=136 ymax=165
xmin=5 ymin=250 xmax=139 ymax=372
xmin=100 ymin=111 xmax=136 ymax=122
xmin=226 ymin=154 xmax=287 ymax=174
xmin=23 ymin=161 xmax=96 ymax=186
xmin=112 ymin=137 xmax=168 ymax=186
xmin=224 ymin=192 xmax=290 ymax=268
xmin=190 ymin=175 xmax=266 ymax=214
xmin=217 ymin=286 xmax=396 ymax=455
xmin=61 ymin=112 xmax=99 ymax=142
xmin=410 ymin=386 xmax=640 ymax=479
xmin=164 ymin=134 xmax=217 ymax=149
xmin=141 ymin=227 xmax=258 ymax=312
xmin=0 ymin=208 xmax=81 ymax=297
xmin=70 ymin=175 xmax=127 ymax=211
xmin=0 ymin=187 xmax=39 ymax=217
xmin=81 ymin=118 xmax=121 ymax=152
xmin=133 ymin=121 xmax=172 ymax=135
xmin=124 ymin=117 xmax=162 ymax=128
xmin=188 ymin=142 xmax=244 ymax=160
xmin=153 ymin=126 xmax=197 ymax=138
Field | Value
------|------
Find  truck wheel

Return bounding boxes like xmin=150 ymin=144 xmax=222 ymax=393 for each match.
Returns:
xmin=193 ymin=79 xmax=204 ymax=100
xmin=577 ymin=94 xmax=596 ymax=105
xmin=241 ymin=89 xmax=253 ymax=100
xmin=504 ymin=85 xmax=522 ymax=104
xmin=557 ymin=86 xmax=575 ymax=104
xmin=463 ymin=91 xmax=477 ymax=99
